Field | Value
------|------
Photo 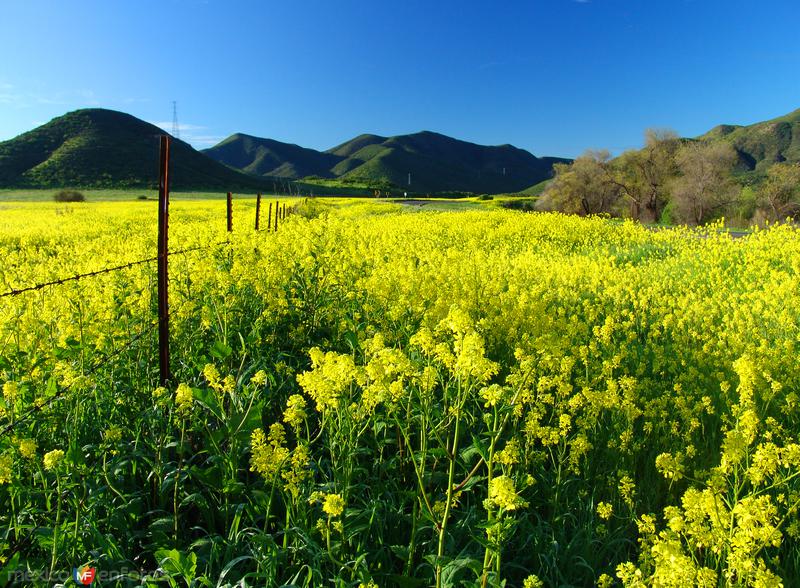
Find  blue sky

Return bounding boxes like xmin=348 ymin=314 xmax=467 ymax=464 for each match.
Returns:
xmin=1 ymin=0 xmax=798 ymax=158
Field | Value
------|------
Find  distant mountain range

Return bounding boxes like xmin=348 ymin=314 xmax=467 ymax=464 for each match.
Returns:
xmin=204 ymin=131 xmax=571 ymax=194
xmin=0 ymin=106 xmax=797 ymax=193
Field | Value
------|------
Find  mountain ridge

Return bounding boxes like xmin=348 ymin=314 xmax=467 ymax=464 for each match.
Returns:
xmin=697 ymin=107 xmax=800 ymax=178
xmin=2 ymin=106 xmax=797 ymax=194
xmin=204 ymin=130 xmax=571 ymax=194
xmin=0 ymin=109 xmax=272 ymax=190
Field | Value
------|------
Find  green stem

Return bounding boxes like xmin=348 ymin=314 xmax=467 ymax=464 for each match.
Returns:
xmin=49 ymin=473 xmax=62 ymax=577
xmin=405 ymin=500 xmax=418 ymax=577
xmin=481 ymin=409 xmax=499 ymax=587
xmin=436 ymin=402 xmax=463 ymax=588
xmin=174 ymin=423 xmax=185 ymax=542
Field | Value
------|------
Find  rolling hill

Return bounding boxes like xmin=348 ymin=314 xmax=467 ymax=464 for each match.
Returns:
xmin=699 ymin=107 xmax=800 ymax=179
xmin=204 ymin=133 xmax=341 ymax=179
xmin=0 ymin=109 xmax=272 ymax=190
xmin=204 ymin=131 xmax=571 ymax=194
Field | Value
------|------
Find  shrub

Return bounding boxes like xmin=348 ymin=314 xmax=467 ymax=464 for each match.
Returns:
xmin=53 ymin=190 xmax=86 ymax=202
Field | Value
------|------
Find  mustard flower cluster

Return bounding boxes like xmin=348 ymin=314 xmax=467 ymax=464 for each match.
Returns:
xmin=296 ymin=348 xmax=356 ymax=412
xmin=486 ymin=475 xmax=527 ymax=512
xmin=174 ymin=383 xmax=194 ymax=416
xmin=43 ymin=449 xmax=65 ymax=472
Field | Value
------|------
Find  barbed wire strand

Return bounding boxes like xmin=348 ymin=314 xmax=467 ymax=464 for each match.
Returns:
xmin=0 ymin=240 xmax=230 ymax=299
xmin=0 ymin=238 xmax=234 ymax=437
xmin=0 ymin=319 xmax=158 ymax=438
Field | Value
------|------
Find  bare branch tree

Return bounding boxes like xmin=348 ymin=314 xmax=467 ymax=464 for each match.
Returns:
xmin=610 ymin=129 xmax=680 ymax=222
xmin=757 ymin=163 xmax=800 ymax=222
xmin=671 ymin=142 xmax=738 ymax=225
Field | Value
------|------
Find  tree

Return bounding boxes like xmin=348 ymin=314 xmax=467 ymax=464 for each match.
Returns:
xmin=610 ymin=129 xmax=680 ymax=222
xmin=671 ymin=142 xmax=738 ymax=225
xmin=53 ymin=189 xmax=86 ymax=202
xmin=537 ymin=150 xmax=621 ymax=215
xmin=757 ymin=163 xmax=800 ymax=222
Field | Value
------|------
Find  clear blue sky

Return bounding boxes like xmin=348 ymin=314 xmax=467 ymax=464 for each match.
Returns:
xmin=1 ymin=0 xmax=798 ymax=158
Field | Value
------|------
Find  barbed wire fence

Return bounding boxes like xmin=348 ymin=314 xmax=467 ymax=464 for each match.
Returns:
xmin=0 ymin=135 xmax=298 ymax=440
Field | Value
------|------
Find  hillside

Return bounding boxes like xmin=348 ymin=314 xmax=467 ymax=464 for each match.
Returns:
xmin=203 ymin=133 xmax=341 ymax=179
xmin=205 ymin=130 xmax=570 ymax=194
xmin=0 ymin=109 xmax=271 ymax=190
xmin=699 ymin=107 xmax=800 ymax=178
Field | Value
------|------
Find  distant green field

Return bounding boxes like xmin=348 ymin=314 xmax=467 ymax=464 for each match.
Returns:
xmin=0 ymin=189 xmax=304 ymax=202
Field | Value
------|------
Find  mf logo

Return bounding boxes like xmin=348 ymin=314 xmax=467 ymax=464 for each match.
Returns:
xmin=72 ymin=566 xmax=96 ymax=585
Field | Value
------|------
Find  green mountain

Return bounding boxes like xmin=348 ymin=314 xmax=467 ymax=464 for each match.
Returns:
xmin=0 ymin=108 xmax=271 ymax=190
xmin=205 ymin=130 xmax=570 ymax=194
xmin=699 ymin=107 xmax=800 ymax=179
xmin=203 ymin=133 xmax=341 ymax=179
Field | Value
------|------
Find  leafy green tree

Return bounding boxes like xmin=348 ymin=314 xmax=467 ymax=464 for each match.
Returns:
xmin=538 ymin=150 xmax=621 ymax=215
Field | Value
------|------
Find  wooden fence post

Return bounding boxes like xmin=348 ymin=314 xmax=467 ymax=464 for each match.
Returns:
xmin=275 ymin=200 xmax=279 ymax=232
xmin=227 ymin=192 xmax=233 ymax=232
xmin=157 ymin=135 xmax=171 ymax=386
xmin=255 ymin=192 xmax=261 ymax=230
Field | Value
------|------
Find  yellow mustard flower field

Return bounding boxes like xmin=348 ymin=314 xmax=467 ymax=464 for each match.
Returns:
xmin=1 ymin=198 xmax=799 ymax=587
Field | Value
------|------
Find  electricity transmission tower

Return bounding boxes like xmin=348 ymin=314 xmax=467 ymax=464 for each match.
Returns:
xmin=171 ymin=101 xmax=180 ymax=139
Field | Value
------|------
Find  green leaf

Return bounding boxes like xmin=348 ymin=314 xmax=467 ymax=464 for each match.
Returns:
xmin=0 ymin=551 xmax=21 ymax=586
xmin=210 ymin=340 xmax=232 ymax=361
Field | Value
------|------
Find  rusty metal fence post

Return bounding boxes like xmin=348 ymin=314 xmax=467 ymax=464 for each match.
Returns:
xmin=255 ymin=192 xmax=261 ymax=230
xmin=227 ymin=192 xmax=233 ymax=232
xmin=157 ymin=135 xmax=171 ymax=386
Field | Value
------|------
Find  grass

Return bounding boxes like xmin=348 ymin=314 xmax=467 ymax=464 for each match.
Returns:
xmin=0 ymin=189 xmax=308 ymax=202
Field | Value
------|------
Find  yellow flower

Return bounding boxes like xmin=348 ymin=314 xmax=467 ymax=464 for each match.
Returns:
xmin=655 ymin=452 xmax=685 ymax=482
xmin=522 ymin=575 xmax=544 ymax=588
xmin=618 ymin=475 xmax=636 ymax=508
xmin=0 ymin=454 xmax=12 ymax=484
xmin=43 ymin=449 xmax=65 ymax=471
xmin=18 ymin=438 xmax=38 ymax=459
xmin=250 ymin=427 xmax=289 ymax=480
xmin=282 ymin=444 xmax=311 ymax=499
xmin=495 ymin=438 xmax=521 ymax=466
xmin=203 ymin=363 xmax=221 ymax=390
xmin=251 ymin=370 xmax=267 ymax=386
xmin=2 ymin=381 xmax=19 ymax=404
xmin=283 ymin=394 xmax=307 ymax=430
xmin=486 ymin=475 xmax=527 ymax=511
xmin=104 ymin=427 xmax=122 ymax=443
xmin=597 ymin=573 xmax=614 ymax=588
xmin=322 ymin=493 xmax=345 ymax=517
xmin=296 ymin=348 xmax=356 ymax=412
xmin=597 ymin=501 xmax=613 ymax=520
xmin=480 ymin=384 xmax=505 ymax=408
xmin=174 ymin=383 xmax=194 ymax=415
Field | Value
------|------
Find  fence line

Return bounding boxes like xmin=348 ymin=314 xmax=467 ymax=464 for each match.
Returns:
xmin=2 ymin=136 xmax=299 ymax=435
xmin=0 ymin=319 xmax=159 ymax=438
xmin=0 ymin=242 xmax=229 ymax=300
